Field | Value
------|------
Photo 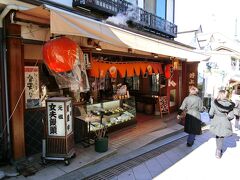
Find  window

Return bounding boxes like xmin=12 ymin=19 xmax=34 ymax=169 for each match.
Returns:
xmin=126 ymin=0 xmax=137 ymax=6
xmin=133 ymin=76 xmax=140 ymax=90
xmin=152 ymin=73 xmax=160 ymax=92
xmin=166 ymin=0 xmax=174 ymax=23
xmin=231 ymin=57 xmax=237 ymax=70
xmin=238 ymin=60 xmax=240 ymax=71
xmin=138 ymin=0 xmax=144 ymax=8
xmin=156 ymin=0 xmax=166 ymax=19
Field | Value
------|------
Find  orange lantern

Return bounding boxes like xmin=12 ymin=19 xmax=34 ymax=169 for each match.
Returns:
xmin=43 ymin=37 xmax=78 ymax=73
xmin=165 ymin=64 xmax=173 ymax=79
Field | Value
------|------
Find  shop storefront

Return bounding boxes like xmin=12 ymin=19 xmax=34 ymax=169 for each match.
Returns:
xmin=0 ymin=2 xmax=208 ymax=161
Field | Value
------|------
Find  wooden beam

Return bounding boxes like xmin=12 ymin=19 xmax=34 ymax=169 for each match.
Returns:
xmin=6 ymin=23 xmax=25 ymax=160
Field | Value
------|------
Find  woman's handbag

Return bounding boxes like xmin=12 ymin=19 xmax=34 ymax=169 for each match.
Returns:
xmin=200 ymin=111 xmax=210 ymax=123
xmin=179 ymin=110 xmax=187 ymax=119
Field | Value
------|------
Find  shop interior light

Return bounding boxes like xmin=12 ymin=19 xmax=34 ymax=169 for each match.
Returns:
xmin=152 ymin=53 xmax=158 ymax=58
xmin=95 ymin=43 xmax=102 ymax=51
xmin=128 ymin=48 xmax=133 ymax=53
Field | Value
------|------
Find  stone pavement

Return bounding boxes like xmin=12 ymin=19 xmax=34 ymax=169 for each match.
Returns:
xmin=0 ymin=113 xmax=183 ymax=180
xmin=109 ymin=125 xmax=240 ymax=180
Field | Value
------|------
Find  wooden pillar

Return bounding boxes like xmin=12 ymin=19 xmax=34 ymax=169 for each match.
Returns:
xmin=6 ymin=23 xmax=25 ymax=160
xmin=0 ymin=26 xmax=8 ymax=161
xmin=181 ymin=61 xmax=188 ymax=99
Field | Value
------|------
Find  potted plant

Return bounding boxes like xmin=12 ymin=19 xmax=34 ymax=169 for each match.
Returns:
xmin=94 ymin=123 xmax=108 ymax=153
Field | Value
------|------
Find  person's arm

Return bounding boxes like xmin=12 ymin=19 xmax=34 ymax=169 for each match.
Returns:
xmin=208 ymin=100 xmax=215 ymax=119
xmin=179 ymin=97 xmax=187 ymax=112
xmin=177 ymin=97 xmax=188 ymax=119
xmin=198 ymin=98 xmax=205 ymax=112
xmin=227 ymin=109 xmax=234 ymax=120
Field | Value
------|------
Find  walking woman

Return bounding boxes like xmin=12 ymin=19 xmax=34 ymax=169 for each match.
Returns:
xmin=233 ymin=99 xmax=240 ymax=131
xmin=177 ymin=86 xmax=204 ymax=147
xmin=209 ymin=90 xmax=235 ymax=159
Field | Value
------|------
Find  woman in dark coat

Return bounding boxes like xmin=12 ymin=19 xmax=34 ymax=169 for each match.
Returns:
xmin=177 ymin=86 xmax=204 ymax=147
xmin=209 ymin=90 xmax=235 ymax=159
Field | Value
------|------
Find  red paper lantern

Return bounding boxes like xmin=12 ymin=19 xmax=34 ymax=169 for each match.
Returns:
xmin=165 ymin=64 xmax=173 ymax=79
xmin=43 ymin=37 xmax=78 ymax=73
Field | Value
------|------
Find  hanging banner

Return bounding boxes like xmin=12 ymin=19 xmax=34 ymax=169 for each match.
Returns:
xmin=126 ymin=63 xmax=135 ymax=77
xmin=134 ymin=63 xmax=141 ymax=76
xmin=89 ymin=60 xmax=163 ymax=78
xmin=66 ymin=100 xmax=73 ymax=135
xmin=116 ymin=64 xmax=127 ymax=78
xmin=24 ymin=66 xmax=39 ymax=108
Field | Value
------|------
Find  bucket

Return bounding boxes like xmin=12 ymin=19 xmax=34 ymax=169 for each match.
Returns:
xmin=95 ymin=137 xmax=108 ymax=153
xmin=144 ymin=104 xmax=154 ymax=114
xmin=136 ymin=102 xmax=144 ymax=112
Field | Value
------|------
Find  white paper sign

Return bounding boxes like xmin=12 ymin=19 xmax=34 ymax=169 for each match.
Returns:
xmin=47 ymin=102 xmax=65 ymax=136
xmin=66 ymin=100 xmax=73 ymax=135
xmin=24 ymin=66 xmax=39 ymax=107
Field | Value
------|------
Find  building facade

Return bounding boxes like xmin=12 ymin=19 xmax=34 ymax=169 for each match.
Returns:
xmin=0 ymin=0 xmax=207 ymax=161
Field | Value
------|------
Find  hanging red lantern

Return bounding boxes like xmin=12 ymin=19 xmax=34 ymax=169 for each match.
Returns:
xmin=165 ymin=64 xmax=173 ymax=79
xmin=43 ymin=37 xmax=78 ymax=73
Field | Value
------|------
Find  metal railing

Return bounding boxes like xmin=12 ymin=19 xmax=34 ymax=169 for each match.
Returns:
xmin=73 ymin=0 xmax=177 ymax=38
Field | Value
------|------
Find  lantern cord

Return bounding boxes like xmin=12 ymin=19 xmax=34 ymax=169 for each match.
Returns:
xmin=0 ymin=60 xmax=40 ymax=139
xmin=0 ymin=29 xmax=49 ymax=140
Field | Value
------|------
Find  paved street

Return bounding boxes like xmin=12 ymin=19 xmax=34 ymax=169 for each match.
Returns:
xmin=4 ymin=122 xmax=240 ymax=180
xmin=109 ymin=125 xmax=240 ymax=180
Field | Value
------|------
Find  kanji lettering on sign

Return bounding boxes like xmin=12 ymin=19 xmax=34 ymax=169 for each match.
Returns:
xmin=49 ymin=103 xmax=56 ymax=111
xmin=58 ymin=114 xmax=63 ymax=119
xmin=189 ymin=72 xmax=195 ymax=79
xmin=50 ymin=126 xmax=57 ymax=134
xmin=58 ymin=105 xmax=63 ymax=111
xmin=50 ymin=118 xmax=56 ymax=126
xmin=189 ymin=79 xmax=195 ymax=85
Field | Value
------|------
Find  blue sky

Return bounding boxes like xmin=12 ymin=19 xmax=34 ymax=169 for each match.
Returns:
xmin=175 ymin=0 xmax=240 ymax=40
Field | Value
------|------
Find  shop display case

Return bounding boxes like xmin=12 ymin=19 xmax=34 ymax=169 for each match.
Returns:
xmin=86 ymin=97 xmax=136 ymax=133
xmin=74 ymin=97 xmax=136 ymax=144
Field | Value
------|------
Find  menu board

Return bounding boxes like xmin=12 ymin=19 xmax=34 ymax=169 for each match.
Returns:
xmin=158 ymin=96 xmax=169 ymax=116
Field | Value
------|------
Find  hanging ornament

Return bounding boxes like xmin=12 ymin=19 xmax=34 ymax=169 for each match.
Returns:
xmin=147 ymin=65 xmax=153 ymax=75
xmin=109 ymin=65 xmax=117 ymax=78
xmin=43 ymin=37 xmax=78 ymax=73
xmin=165 ymin=64 xmax=174 ymax=79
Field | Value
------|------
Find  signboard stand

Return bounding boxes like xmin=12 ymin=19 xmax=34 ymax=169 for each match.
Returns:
xmin=42 ymin=97 xmax=75 ymax=165
xmin=158 ymin=96 xmax=170 ymax=118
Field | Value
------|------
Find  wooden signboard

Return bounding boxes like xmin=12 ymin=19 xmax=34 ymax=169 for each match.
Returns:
xmin=158 ymin=96 xmax=169 ymax=118
xmin=46 ymin=97 xmax=74 ymax=156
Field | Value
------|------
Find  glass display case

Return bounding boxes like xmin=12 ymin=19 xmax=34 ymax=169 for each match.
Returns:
xmin=74 ymin=97 xmax=136 ymax=145
xmin=85 ymin=97 xmax=136 ymax=132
